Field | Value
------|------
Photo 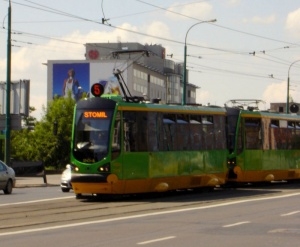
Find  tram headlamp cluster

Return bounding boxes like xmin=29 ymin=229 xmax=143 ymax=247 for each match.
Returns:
xmin=98 ymin=163 xmax=110 ymax=172
xmin=69 ymin=164 xmax=79 ymax=172
xmin=227 ymin=159 xmax=236 ymax=166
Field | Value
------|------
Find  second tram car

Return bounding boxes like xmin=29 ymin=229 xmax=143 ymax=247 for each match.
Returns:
xmin=227 ymin=107 xmax=300 ymax=183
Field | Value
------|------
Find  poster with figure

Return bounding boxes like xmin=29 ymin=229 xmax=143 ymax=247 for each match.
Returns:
xmin=90 ymin=62 xmax=127 ymax=96
xmin=52 ymin=63 xmax=90 ymax=101
xmin=48 ymin=61 xmax=128 ymax=102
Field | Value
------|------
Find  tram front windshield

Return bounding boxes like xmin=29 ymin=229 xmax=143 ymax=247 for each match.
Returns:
xmin=73 ymin=109 xmax=113 ymax=163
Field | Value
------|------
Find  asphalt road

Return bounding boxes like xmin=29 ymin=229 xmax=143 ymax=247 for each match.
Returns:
xmin=1 ymin=182 xmax=300 ymax=247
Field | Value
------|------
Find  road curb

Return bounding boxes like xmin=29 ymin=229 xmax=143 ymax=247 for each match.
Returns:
xmin=15 ymin=184 xmax=60 ymax=188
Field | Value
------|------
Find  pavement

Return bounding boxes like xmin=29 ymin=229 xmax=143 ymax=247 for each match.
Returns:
xmin=15 ymin=174 xmax=61 ymax=188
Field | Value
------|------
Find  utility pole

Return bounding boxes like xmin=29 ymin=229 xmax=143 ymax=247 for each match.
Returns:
xmin=183 ymin=19 xmax=216 ymax=105
xmin=5 ymin=0 xmax=11 ymax=164
xmin=286 ymin=59 xmax=300 ymax=113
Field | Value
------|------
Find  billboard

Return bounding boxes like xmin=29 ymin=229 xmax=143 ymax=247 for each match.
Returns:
xmin=0 ymin=80 xmax=30 ymax=116
xmin=47 ymin=60 xmax=128 ymax=102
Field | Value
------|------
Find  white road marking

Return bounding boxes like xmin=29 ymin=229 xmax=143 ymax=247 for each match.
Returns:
xmin=223 ymin=221 xmax=250 ymax=228
xmin=0 ymin=196 xmax=74 ymax=207
xmin=281 ymin=211 xmax=300 ymax=216
xmin=137 ymin=236 xmax=176 ymax=245
xmin=0 ymin=192 xmax=300 ymax=237
xmin=269 ymin=228 xmax=300 ymax=234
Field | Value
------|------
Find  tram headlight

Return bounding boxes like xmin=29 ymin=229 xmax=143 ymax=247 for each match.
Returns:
xmin=67 ymin=163 xmax=79 ymax=172
xmin=98 ymin=163 xmax=110 ymax=172
xmin=227 ymin=159 xmax=236 ymax=166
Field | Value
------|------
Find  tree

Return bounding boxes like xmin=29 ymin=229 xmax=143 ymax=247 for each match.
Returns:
xmin=36 ymin=95 xmax=75 ymax=169
xmin=11 ymin=96 xmax=76 ymax=169
xmin=10 ymin=107 xmax=38 ymax=161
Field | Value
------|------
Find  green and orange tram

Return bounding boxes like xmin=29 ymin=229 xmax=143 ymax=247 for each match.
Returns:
xmin=226 ymin=106 xmax=300 ymax=184
xmin=70 ymin=91 xmax=229 ymax=196
xmin=70 ymin=78 xmax=300 ymax=197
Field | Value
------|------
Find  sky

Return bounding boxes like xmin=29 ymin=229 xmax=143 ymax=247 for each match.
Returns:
xmin=0 ymin=0 xmax=300 ymax=119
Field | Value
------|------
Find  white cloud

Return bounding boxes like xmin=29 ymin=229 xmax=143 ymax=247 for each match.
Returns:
xmin=196 ymin=88 xmax=211 ymax=105
xmin=0 ymin=58 xmax=5 ymax=72
xmin=1 ymin=22 xmax=172 ymax=120
xmin=243 ymin=14 xmax=276 ymax=24
xmin=286 ymin=8 xmax=300 ymax=37
xmin=262 ymin=81 xmax=287 ymax=103
xmin=227 ymin=0 xmax=241 ymax=6
xmin=166 ymin=2 xmax=213 ymax=20
xmin=142 ymin=21 xmax=171 ymax=44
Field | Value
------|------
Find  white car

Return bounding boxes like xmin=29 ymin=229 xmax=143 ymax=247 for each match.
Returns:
xmin=0 ymin=160 xmax=16 ymax=194
xmin=60 ymin=164 xmax=72 ymax=192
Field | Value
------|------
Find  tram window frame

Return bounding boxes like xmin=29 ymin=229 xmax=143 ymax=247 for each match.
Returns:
xmin=202 ymin=115 xmax=214 ymax=149
xmin=286 ymin=121 xmax=300 ymax=149
xmin=244 ymin=118 xmax=262 ymax=150
xmin=293 ymin=121 xmax=300 ymax=148
xmin=158 ymin=113 xmax=225 ymax=151
xmin=190 ymin=115 xmax=202 ymax=150
xmin=190 ymin=115 xmax=201 ymax=124
xmin=176 ymin=114 xmax=189 ymax=124
xmin=175 ymin=114 xmax=190 ymax=150
xmin=202 ymin=116 xmax=213 ymax=125
xmin=270 ymin=119 xmax=279 ymax=150
xmin=162 ymin=113 xmax=176 ymax=151
xmin=111 ymin=111 xmax=121 ymax=159
xmin=163 ymin=113 xmax=176 ymax=123
xmin=147 ymin=112 xmax=160 ymax=152
xmin=213 ymin=115 xmax=226 ymax=149
xmin=270 ymin=119 xmax=294 ymax=150
xmin=123 ymin=111 xmax=148 ymax=152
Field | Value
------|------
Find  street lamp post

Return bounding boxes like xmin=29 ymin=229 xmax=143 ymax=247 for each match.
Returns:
xmin=286 ymin=59 xmax=300 ymax=113
xmin=5 ymin=0 xmax=11 ymax=165
xmin=182 ymin=19 xmax=216 ymax=105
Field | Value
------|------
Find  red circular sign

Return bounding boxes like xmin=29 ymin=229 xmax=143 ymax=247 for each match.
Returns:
xmin=91 ymin=83 xmax=104 ymax=97
xmin=88 ymin=50 xmax=99 ymax=59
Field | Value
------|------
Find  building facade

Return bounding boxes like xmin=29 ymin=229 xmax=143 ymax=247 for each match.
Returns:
xmin=270 ymin=102 xmax=300 ymax=114
xmin=85 ymin=42 xmax=198 ymax=104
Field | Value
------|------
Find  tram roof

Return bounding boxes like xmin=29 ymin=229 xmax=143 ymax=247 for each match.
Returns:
xmin=117 ymin=101 xmax=226 ymax=115
xmin=240 ymin=110 xmax=300 ymax=120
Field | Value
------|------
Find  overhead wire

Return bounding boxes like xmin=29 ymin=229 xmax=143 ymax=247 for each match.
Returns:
xmin=136 ymin=0 xmax=300 ymax=47
xmin=4 ymin=0 xmax=300 ymax=86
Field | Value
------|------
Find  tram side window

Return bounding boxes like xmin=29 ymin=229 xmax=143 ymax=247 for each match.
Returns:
xmin=123 ymin=111 xmax=148 ymax=152
xmin=213 ymin=115 xmax=226 ymax=149
xmin=162 ymin=114 xmax=176 ymax=151
xmin=280 ymin=120 xmax=292 ymax=149
xmin=244 ymin=118 xmax=262 ymax=150
xmin=147 ymin=112 xmax=159 ymax=151
xmin=190 ymin=115 xmax=202 ymax=150
xmin=153 ymin=112 xmax=167 ymax=151
xmin=270 ymin=120 xmax=279 ymax=149
xmin=270 ymin=120 xmax=295 ymax=150
xmin=111 ymin=112 xmax=121 ymax=159
xmin=136 ymin=112 xmax=148 ymax=151
xmin=175 ymin=114 xmax=190 ymax=150
xmin=202 ymin=116 xmax=214 ymax=150
xmin=292 ymin=121 xmax=300 ymax=148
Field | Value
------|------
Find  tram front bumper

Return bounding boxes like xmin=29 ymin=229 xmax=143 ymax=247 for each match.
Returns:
xmin=71 ymin=173 xmax=120 ymax=194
